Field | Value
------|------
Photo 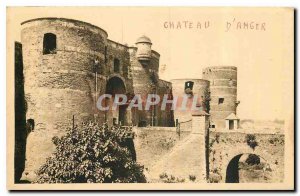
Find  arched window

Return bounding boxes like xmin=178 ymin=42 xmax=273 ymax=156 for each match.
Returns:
xmin=43 ymin=33 xmax=57 ymax=54
xmin=114 ymin=58 xmax=120 ymax=73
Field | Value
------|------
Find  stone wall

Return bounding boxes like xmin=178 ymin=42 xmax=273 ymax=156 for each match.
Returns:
xmin=134 ymin=127 xmax=190 ymax=172
xmin=202 ymin=66 xmax=238 ymax=129
xmin=129 ymin=47 xmax=172 ymax=127
xmin=21 ymin=18 xmax=110 ymax=180
xmin=209 ymin=131 xmax=284 ymax=183
xmin=18 ymin=17 xmax=174 ymax=181
xmin=171 ymin=79 xmax=210 ymax=123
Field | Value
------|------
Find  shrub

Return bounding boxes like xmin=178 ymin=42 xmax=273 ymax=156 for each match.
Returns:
xmin=245 ymin=134 xmax=258 ymax=150
xmin=189 ymin=175 xmax=196 ymax=182
xmin=245 ymin=154 xmax=260 ymax=165
xmin=159 ymin=173 xmax=185 ymax=183
xmin=34 ymin=122 xmax=146 ymax=183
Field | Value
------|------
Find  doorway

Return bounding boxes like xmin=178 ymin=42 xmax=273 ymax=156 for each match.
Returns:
xmin=119 ymin=104 xmax=128 ymax=126
xmin=105 ymin=76 xmax=127 ymax=126
xmin=229 ymin=120 xmax=234 ymax=130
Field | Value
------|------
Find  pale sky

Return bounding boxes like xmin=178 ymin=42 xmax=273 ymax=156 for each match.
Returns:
xmin=7 ymin=7 xmax=294 ymax=121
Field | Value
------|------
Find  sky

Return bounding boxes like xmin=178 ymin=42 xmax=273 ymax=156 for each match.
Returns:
xmin=7 ymin=7 xmax=294 ymax=121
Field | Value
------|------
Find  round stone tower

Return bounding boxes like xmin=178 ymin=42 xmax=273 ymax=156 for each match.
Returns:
xmin=170 ymin=79 xmax=210 ymax=124
xmin=129 ymin=35 xmax=160 ymax=126
xmin=202 ymin=66 xmax=239 ymax=129
xmin=20 ymin=18 xmax=108 ymax=180
xmin=135 ymin=35 xmax=152 ymax=61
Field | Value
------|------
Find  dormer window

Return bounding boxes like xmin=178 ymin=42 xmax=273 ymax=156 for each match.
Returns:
xmin=43 ymin=33 xmax=56 ymax=54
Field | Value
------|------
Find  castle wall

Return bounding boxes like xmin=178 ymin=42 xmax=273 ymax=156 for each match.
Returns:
xmin=171 ymin=79 xmax=210 ymax=123
xmin=129 ymin=47 xmax=164 ymax=126
xmin=20 ymin=18 xmax=108 ymax=181
xmin=202 ymin=66 xmax=238 ymax=129
xmin=209 ymin=132 xmax=284 ymax=183
xmin=156 ymin=80 xmax=174 ymax=127
xmin=18 ymin=18 xmax=175 ymax=181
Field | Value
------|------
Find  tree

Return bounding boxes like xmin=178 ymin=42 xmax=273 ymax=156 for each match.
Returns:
xmin=34 ymin=122 xmax=146 ymax=183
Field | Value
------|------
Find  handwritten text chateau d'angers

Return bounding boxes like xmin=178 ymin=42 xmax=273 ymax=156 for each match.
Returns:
xmin=163 ymin=19 xmax=266 ymax=32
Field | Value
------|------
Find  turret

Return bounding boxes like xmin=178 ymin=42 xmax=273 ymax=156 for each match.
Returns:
xmin=135 ymin=35 xmax=152 ymax=62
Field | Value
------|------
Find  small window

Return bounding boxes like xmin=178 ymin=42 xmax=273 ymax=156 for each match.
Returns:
xmin=26 ymin=119 xmax=35 ymax=133
xmin=218 ymin=98 xmax=224 ymax=104
xmin=185 ymin=81 xmax=194 ymax=90
xmin=211 ymin=124 xmax=215 ymax=128
xmin=184 ymin=81 xmax=194 ymax=95
xmin=114 ymin=58 xmax=120 ymax=73
xmin=229 ymin=79 xmax=233 ymax=87
xmin=93 ymin=58 xmax=100 ymax=73
xmin=43 ymin=33 xmax=57 ymax=54
xmin=104 ymin=46 xmax=107 ymax=63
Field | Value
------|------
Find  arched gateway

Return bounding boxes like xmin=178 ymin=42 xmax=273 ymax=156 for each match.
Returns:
xmin=225 ymin=153 xmax=269 ymax=183
xmin=105 ymin=76 xmax=130 ymax=126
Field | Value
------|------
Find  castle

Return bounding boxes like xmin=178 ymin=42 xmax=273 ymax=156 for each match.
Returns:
xmin=15 ymin=18 xmax=241 ymax=181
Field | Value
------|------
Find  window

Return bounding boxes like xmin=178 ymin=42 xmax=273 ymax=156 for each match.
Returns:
xmin=26 ymin=119 xmax=35 ymax=133
xmin=43 ymin=33 xmax=57 ymax=54
xmin=218 ymin=98 xmax=224 ymax=104
xmin=104 ymin=46 xmax=107 ymax=63
xmin=185 ymin=81 xmax=194 ymax=90
xmin=184 ymin=81 xmax=194 ymax=95
xmin=229 ymin=79 xmax=233 ymax=87
xmin=114 ymin=58 xmax=120 ymax=73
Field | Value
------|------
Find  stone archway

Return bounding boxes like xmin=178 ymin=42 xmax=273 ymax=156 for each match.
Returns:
xmin=105 ymin=76 xmax=128 ymax=126
xmin=225 ymin=154 xmax=243 ymax=183
xmin=225 ymin=153 xmax=268 ymax=183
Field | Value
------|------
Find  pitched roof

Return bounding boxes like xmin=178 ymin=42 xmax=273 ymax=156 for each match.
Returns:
xmin=225 ymin=113 xmax=239 ymax=120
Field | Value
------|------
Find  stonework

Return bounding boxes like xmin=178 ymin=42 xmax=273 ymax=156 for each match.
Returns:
xmin=14 ymin=17 xmax=285 ymax=185
xmin=18 ymin=18 xmax=174 ymax=181
xmin=202 ymin=66 xmax=239 ymax=129
xmin=171 ymin=79 xmax=210 ymax=124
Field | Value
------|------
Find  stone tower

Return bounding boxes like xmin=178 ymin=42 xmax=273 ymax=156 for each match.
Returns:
xmin=17 ymin=18 xmax=175 ymax=181
xmin=20 ymin=18 xmax=108 ymax=180
xmin=135 ymin=35 xmax=152 ymax=61
xmin=129 ymin=36 xmax=161 ymax=126
xmin=170 ymin=79 xmax=210 ymax=124
xmin=202 ymin=66 xmax=239 ymax=130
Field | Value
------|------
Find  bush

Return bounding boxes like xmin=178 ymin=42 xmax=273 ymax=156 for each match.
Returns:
xmin=245 ymin=154 xmax=260 ymax=165
xmin=189 ymin=175 xmax=196 ymax=182
xmin=245 ymin=134 xmax=258 ymax=150
xmin=159 ymin=173 xmax=185 ymax=183
xmin=34 ymin=122 xmax=146 ymax=183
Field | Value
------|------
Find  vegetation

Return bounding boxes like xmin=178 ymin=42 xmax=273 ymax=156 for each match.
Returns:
xmin=34 ymin=122 xmax=146 ymax=183
xmin=245 ymin=154 xmax=260 ymax=165
xmin=159 ymin=173 xmax=185 ymax=183
xmin=189 ymin=175 xmax=196 ymax=182
xmin=245 ymin=134 xmax=258 ymax=150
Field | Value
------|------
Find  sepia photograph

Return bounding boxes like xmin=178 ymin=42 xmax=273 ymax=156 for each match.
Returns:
xmin=6 ymin=6 xmax=295 ymax=190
